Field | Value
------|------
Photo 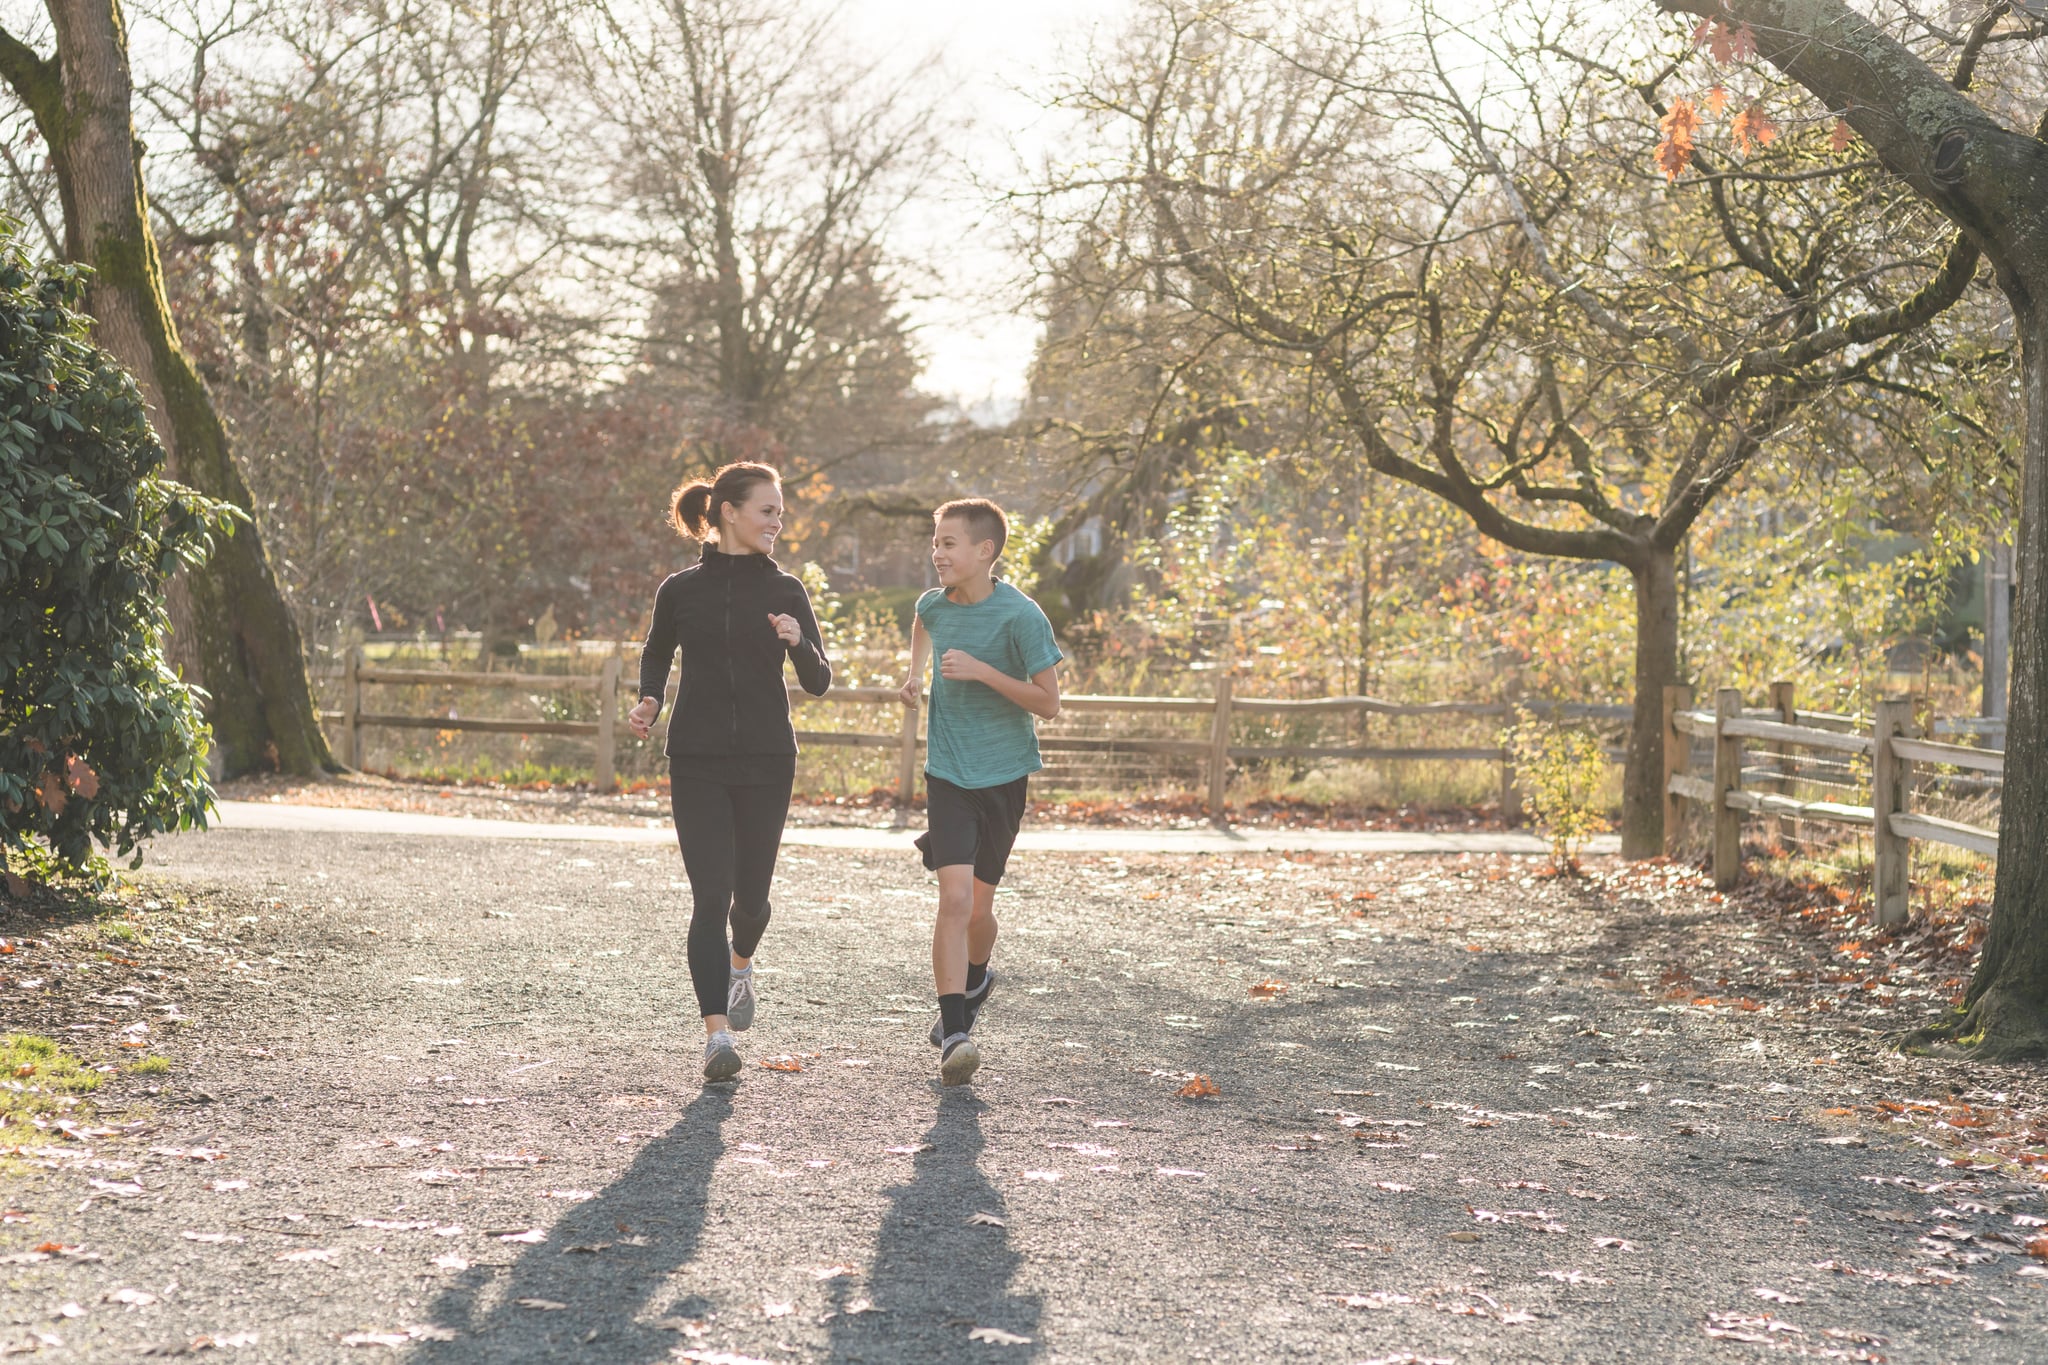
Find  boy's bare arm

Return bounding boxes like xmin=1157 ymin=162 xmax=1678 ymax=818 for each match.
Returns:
xmin=939 ymin=651 xmax=1061 ymax=720
xmin=898 ymin=617 xmax=931 ymax=707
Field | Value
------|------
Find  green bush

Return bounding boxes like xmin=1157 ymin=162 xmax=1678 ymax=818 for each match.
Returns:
xmin=0 ymin=235 xmax=232 ymax=881
xmin=1504 ymin=708 xmax=1612 ymax=871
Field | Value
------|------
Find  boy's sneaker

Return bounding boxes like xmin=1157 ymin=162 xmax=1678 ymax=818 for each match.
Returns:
xmin=727 ymin=970 xmax=756 ymax=1031
xmin=703 ymin=1029 xmax=742 ymax=1083
xmin=939 ymin=1033 xmax=980 ymax=1087
xmin=929 ymin=969 xmax=996 ymax=1047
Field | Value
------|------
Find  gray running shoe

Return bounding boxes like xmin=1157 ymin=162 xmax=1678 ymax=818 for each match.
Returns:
xmin=929 ymin=969 xmax=996 ymax=1047
xmin=939 ymin=1033 xmax=981 ymax=1087
xmin=703 ymin=1029 xmax=741 ymax=1083
xmin=727 ymin=970 xmax=756 ymax=1031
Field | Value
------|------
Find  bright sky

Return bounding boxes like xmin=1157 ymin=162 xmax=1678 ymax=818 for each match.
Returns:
xmin=842 ymin=0 xmax=1125 ymax=413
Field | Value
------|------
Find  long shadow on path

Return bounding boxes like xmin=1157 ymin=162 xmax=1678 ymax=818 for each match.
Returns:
xmin=417 ymin=1089 xmax=731 ymax=1364
xmin=827 ymin=1088 xmax=1044 ymax=1362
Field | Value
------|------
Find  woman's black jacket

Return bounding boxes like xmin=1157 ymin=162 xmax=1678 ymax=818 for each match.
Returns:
xmin=637 ymin=547 xmax=832 ymax=761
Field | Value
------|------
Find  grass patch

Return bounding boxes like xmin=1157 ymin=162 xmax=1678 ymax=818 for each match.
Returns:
xmin=0 ymin=1035 xmax=101 ymax=1128
xmin=126 ymin=1055 xmax=170 ymax=1076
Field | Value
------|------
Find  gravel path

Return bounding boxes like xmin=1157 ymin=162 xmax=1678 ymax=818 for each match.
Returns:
xmin=2 ymin=827 xmax=2043 ymax=1362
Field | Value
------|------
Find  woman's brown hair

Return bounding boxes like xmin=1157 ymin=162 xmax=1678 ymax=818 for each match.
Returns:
xmin=669 ymin=462 xmax=781 ymax=541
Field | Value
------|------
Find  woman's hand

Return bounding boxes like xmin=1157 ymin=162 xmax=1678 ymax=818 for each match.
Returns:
xmin=627 ymin=696 xmax=660 ymax=740
xmin=767 ymin=612 xmax=803 ymax=647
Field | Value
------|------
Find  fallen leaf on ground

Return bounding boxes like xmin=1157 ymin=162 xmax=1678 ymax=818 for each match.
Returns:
xmin=967 ymin=1212 xmax=1006 ymax=1227
xmin=967 ymin=1326 xmax=1032 ymax=1345
xmin=811 ymin=1264 xmax=859 ymax=1280
xmin=762 ymin=1300 xmax=793 ymax=1318
xmin=182 ymin=1232 xmax=244 ymax=1244
xmin=1249 ymin=979 xmax=1287 ymax=998
xmin=1594 ymin=1238 xmax=1637 ymax=1251
xmin=277 ymin=1248 xmax=335 ymax=1262
xmin=515 ymin=1299 xmax=566 ymax=1311
xmin=760 ymin=1056 xmax=803 ymax=1072
xmin=652 ymin=1318 xmax=708 ymax=1337
xmin=495 ymin=1229 xmax=546 ymax=1244
xmin=1178 ymin=1076 xmax=1219 ymax=1099
xmin=1752 ymin=1287 xmax=1803 ymax=1304
xmin=104 ymin=1288 xmax=157 ymax=1307
xmin=430 ymin=1255 xmax=468 ymax=1271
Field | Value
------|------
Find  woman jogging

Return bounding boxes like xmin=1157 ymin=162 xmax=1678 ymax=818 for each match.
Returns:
xmin=628 ymin=462 xmax=832 ymax=1082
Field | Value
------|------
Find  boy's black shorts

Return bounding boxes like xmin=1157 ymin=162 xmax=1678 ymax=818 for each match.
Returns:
xmin=915 ymin=773 xmax=1029 ymax=885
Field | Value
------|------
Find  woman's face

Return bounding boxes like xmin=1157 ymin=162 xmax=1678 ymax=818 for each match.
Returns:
xmin=719 ymin=482 xmax=784 ymax=555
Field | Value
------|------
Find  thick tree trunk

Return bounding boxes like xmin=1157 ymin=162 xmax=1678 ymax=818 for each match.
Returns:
xmin=23 ymin=0 xmax=331 ymax=775
xmin=1954 ymin=301 xmax=2048 ymax=1056
xmin=1650 ymin=0 xmax=2048 ymax=1053
xmin=1622 ymin=545 xmax=1681 ymax=859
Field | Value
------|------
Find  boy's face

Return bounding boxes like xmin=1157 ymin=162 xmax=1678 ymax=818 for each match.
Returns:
xmin=931 ymin=516 xmax=995 ymax=588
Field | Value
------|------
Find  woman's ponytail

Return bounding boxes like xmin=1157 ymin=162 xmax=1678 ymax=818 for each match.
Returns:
xmin=670 ymin=481 xmax=715 ymax=539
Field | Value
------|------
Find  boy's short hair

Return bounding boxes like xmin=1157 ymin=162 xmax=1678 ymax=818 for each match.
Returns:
xmin=934 ymin=498 xmax=1008 ymax=558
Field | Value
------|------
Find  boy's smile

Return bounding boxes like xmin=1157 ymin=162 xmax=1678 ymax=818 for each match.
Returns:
xmin=931 ymin=518 xmax=994 ymax=591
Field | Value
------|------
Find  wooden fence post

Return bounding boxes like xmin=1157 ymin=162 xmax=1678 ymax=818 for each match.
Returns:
xmin=1206 ymin=669 xmax=1234 ymax=821
xmin=1767 ymin=680 xmax=1796 ymax=851
xmin=1661 ymin=683 xmax=1693 ymax=856
xmin=594 ymin=656 xmax=621 ymax=790
xmin=895 ymin=697 xmax=920 ymax=814
xmin=1712 ymin=687 xmax=1743 ymax=889
xmin=343 ymin=646 xmax=364 ymax=771
xmin=1498 ymin=753 xmax=1522 ymax=826
xmin=1871 ymin=696 xmax=1914 ymax=927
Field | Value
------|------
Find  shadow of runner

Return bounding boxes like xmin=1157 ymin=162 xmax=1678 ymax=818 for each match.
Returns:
xmin=827 ymin=1088 xmax=1044 ymax=1362
xmin=416 ymin=1088 xmax=731 ymax=1364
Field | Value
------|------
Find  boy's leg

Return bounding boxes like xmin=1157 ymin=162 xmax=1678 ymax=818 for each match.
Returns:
xmin=932 ymin=864 xmax=977 ymax=1000
xmin=966 ymin=877 xmax=998 ymax=979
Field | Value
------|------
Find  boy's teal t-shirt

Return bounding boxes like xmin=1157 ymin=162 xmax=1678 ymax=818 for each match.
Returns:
xmin=918 ymin=582 xmax=1064 ymax=789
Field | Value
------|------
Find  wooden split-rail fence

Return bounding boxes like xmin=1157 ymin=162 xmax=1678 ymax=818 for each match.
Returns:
xmin=326 ymin=648 xmax=1629 ymax=813
xmin=1662 ymin=683 xmax=2003 ymax=925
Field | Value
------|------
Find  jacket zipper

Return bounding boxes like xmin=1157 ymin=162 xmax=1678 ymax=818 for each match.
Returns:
xmin=725 ymin=574 xmax=739 ymax=750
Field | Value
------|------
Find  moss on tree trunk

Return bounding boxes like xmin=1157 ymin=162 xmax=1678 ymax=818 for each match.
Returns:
xmin=0 ymin=0 xmax=330 ymax=776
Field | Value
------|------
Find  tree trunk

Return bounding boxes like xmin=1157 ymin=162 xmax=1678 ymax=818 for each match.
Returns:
xmin=11 ymin=0 xmax=331 ymax=775
xmin=1650 ymin=0 xmax=2048 ymax=1054
xmin=1955 ymin=301 xmax=2048 ymax=1056
xmin=1622 ymin=544 xmax=1682 ymax=859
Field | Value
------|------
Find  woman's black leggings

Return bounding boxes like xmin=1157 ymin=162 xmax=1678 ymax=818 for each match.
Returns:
xmin=669 ymin=772 xmax=793 ymax=1018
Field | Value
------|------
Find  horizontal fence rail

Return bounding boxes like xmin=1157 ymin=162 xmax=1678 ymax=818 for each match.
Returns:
xmin=320 ymin=649 xmax=1628 ymax=814
xmin=1662 ymin=683 xmax=2002 ymax=926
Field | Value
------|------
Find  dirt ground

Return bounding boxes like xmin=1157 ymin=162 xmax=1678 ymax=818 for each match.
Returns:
xmin=2 ymin=827 xmax=2044 ymax=1362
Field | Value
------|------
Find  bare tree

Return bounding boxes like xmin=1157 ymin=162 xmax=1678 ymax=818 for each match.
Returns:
xmin=577 ymin=0 xmax=948 ymax=498
xmin=1035 ymin=0 xmax=1979 ymax=854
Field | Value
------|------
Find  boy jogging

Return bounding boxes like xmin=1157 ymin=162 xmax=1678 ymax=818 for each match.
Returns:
xmin=897 ymin=499 xmax=1063 ymax=1087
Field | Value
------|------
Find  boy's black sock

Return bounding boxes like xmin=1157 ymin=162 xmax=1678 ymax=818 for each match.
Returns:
xmin=965 ymin=961 xmax=989 ymax=995
xmin=939 ymin=993 xmax=969 ymax=1039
